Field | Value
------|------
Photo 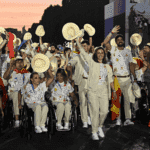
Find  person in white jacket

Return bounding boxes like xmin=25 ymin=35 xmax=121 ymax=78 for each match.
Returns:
xmin=76 ymin=38 xmax=117 ymax=140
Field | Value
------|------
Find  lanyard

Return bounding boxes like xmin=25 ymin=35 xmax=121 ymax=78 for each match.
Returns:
xmin=31 ymin=84 xmax=35 ymax=93
xmin=57 ymin=81 xmax=62 ymax=90
xmin=23 ymin=74 xmax=25 ymax=84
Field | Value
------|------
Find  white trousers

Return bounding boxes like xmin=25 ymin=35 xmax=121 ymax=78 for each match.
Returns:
xmin=56 ymin=102 xmax=71 ymax=124
xmin=8 ymin=91 xmax=19 ymax=115
xmin=27 ymin=102 xmax=48 ymax=127
xmin=88 ymin=84 xmax=109 ymax=134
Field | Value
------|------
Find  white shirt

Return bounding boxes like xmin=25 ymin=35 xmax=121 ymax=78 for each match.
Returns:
xmin=1 ymin=54 xmax=10 ymax=78
xmin=83 ymin=53 xmax=93 ymax=78
xmin=45 ymin=51 xmax=53 ymax=58
xmin=21 ymin=81 xmax=47 ymax=104
xmin=98 ymin=63 xmax=108 ymax=85
xmin=110 ymin=46 xmax=133 ymax=76
xmin=51 ymin=81 xmax=74 ymax=104
xmin=8 ymin=71 xmax=31 ymax=93
xmin=131 ymin=68 xmax=144 ymax=82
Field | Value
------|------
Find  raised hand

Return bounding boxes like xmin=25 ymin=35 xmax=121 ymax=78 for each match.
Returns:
xmin=111 ymin=25 xmax=121 ymax=33
xmin=139 ymin=50 xmax=144 ymax=60
xmin=101 ymin=42 xmax=104 ymax=47
xmin=6 ymin=32 xmax=9 ymax=40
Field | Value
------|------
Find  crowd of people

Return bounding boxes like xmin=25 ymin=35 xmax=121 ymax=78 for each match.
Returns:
xmin=0 ymin=24 xmax=150 ymax=140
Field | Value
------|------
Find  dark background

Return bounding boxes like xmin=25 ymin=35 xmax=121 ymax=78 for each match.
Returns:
xmin=27 ymin=0 xmax=109 ymax=46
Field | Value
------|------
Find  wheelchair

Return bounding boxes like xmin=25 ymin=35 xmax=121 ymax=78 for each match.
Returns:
xmin=45 ymin=93 xmax=78 ymax=136
xmin=0 ymin=88 xmax=15 ymax=135
xmin=19 ymin=99 xmax=52 ymax=140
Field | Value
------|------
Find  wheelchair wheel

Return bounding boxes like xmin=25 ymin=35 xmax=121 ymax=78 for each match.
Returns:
xmin=20 ymin=108 xmax=28 ymax=138
xmin=7 ymin=100 xmax=14 ymax=128
xmin=48 ymin=108 xmax=54 ymax=136
xmin=71 ymin=106 xmax=77 ymax=133
xmin=48 ymin=132 xmax=51 ymax=140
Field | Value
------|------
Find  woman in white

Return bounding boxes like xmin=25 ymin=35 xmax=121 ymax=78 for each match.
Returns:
xmin=76 ymin=38 xmax=117 ymax=140
xmin=51 ymin=68 xmax=78 ymax=130
xmin=21 ymin=68 xmax=54 ymax=133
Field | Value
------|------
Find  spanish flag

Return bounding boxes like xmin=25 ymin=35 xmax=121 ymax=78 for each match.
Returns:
xmin=73 ymin=51 xmax=80 ymax=54
xmin=0 ymin=77 xmax=8 ymax=109
xmin=133 ymin=57 xmax=143 ymax=69
xmin=111 ymin=76 xmax=121 ymax=120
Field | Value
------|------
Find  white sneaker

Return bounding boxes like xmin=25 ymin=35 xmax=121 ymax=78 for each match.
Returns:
xmin=88 ymin=116 xmax=91 ymax=125
xmin=116 ymin=119 xmax=121 ymax=126
xmin=35 ymin=126 xmax=42 ymax=133
xmin=57 ymin=124 xmax=64 ymax=130
xmin=83 ymin=122 xmax=88 ymax=128
xmin=63 ymin=123 xmax=69 ymax=130
xmin=98 ymin=127 xmax=105 ymax=138
xmin=124 ymin=119 xmax=134 ymax=126
xmin=40 ymin=126 xmax=48 ymax=132
xmin=14 ymin=120 xmax=20 ymax=128
xmin=92 ymin=133 xmax=99 ymax=140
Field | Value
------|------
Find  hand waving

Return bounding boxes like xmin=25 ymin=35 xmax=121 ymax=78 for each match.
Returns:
xmin=111 ymin=25 xmax=121 ymax=34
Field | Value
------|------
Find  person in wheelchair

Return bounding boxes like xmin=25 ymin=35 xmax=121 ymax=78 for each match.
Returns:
xmin=51 ymin=68 xmax=78 ymax=131
xmin=3 ymin=55 xmax=31 ymax=128
xmin=20 ymin=68 xmax=54 ymax=133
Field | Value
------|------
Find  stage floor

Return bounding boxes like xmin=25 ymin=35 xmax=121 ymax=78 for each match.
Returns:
xmin=0 ymin=115 xmax=150 ymax=150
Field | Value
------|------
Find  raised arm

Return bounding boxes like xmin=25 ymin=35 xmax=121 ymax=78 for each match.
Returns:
xmin=76 ymin=37 xmax=92 ymax=65
xmin=39 ymin=37 xmax=43 ymax=45
xmin=64 ymin=51 xmax=69 ymax=71
xmin=68 ymin=56 xmax=78 ymax=67
xmin=103 ymin=25 xmax=121 ymax=51
xmin=3 ymin=59 xmax=15 ymax=80
xmin=46 ymin=67 xmax=54 ymax=87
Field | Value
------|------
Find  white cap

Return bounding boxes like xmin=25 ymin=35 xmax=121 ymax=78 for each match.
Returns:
xmin=15 ymin=56 xmax=23 ymax=60
xmin=20 ymin=49 xmax=26 ymax=53
xmin=54 ymin=53 xmax=61 ymax=57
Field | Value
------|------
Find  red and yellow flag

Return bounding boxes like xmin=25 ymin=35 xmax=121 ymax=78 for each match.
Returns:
xmin=133 ymin=57 xmax=143 ymax=69
xmin=111 ymin=76 xmax=121 ymax=120
xmin=0 ymin=77 xmax=8 ymax=109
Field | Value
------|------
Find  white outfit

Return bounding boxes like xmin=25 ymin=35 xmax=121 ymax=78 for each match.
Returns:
xmin=21 ymin=81 xmax=48 ymax=104
xmin=69 ymin=53 xmax=93 ymax=123
xmin=110 ymin=46 xmax=134 ymax=119
xmin=21 ymin=81 xmax=48 ymax=127
xmin=1 ymin=54 xmax=10 ymax=86
xmin=110 ymin=46 xmax=133 ymax=76
xmin=51 ymin=81 xmax=74 ymax=106
xmin=8 ymin=71 xmax=31 ymax=115
xmin=45 ymin=51 xmax=53 ymax=58
xmin=51 ymin=81 xmax=74 ymax=124
xmin=77 ymin=44 xmax=113 ymax=134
